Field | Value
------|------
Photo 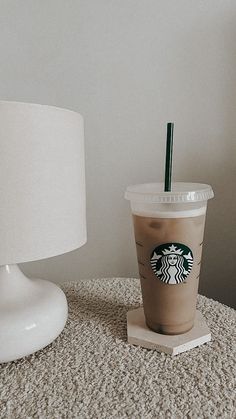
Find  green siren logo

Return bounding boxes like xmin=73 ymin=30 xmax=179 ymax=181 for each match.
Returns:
xmin=150 ymin=243 xmax=193 ymax=284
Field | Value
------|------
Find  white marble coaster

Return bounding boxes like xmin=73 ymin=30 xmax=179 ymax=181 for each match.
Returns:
xmin=127 ymin=308 xmax=211 ymax=355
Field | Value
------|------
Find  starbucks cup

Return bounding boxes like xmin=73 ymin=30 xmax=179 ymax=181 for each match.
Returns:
xmin=125 ymin=182 xmax=214 ymax=335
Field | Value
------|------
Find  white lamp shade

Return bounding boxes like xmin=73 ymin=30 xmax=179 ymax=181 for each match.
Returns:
xmin=0 ymin=101 xmax=86 ymax=265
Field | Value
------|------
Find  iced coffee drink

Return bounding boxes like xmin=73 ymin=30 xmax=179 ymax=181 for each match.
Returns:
xmin=125 ymin=183 xmax=214 ymax=335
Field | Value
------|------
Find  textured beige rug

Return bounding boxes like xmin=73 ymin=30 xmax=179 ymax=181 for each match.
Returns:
xmin=0 ymin=278 xmax=235 ymax=419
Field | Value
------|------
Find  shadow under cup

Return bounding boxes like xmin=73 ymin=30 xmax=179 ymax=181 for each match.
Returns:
xmin=125 ymin=183 xmax=214 ymax=335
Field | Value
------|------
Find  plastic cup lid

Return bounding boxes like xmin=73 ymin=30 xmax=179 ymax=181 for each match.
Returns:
xmin=125 ymin=182 xmax=214 ymax=204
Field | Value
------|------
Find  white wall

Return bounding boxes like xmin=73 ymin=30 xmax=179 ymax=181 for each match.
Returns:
xmin=0 ymin=1 xmax=235 ymax=307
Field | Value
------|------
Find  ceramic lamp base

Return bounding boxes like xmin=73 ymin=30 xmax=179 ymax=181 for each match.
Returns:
xmin=0 ymin=264 xmax=68 ymax=363
xmin=127 ymin=307 xmax=211 ymax=355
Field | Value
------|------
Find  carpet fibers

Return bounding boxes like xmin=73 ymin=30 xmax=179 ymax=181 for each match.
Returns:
xmin=0 ymin=278 xmax=235 ymax=418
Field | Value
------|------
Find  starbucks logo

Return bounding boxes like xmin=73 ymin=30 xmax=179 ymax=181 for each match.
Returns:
xmin=150 ymin=243 xmax=193 ymax=285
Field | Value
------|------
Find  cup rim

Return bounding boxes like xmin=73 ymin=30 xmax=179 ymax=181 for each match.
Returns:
xmin=125 ymin=182 xmax=214 ymax=204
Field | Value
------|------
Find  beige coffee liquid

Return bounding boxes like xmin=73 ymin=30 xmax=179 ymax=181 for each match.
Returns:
xmin=133 ymin=213 xmax=206 ymax=335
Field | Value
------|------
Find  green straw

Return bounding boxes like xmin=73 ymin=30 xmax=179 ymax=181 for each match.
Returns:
xmin=164 ymin=122 xmax=174 ymax=192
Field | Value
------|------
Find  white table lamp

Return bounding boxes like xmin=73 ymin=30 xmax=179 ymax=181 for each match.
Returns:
xmin=0 ymin=101 xmax=86 ymax=363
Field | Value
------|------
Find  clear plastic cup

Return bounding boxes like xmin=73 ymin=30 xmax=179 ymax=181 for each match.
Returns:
xmin=125 ymin=182 xmax=214 ymax=335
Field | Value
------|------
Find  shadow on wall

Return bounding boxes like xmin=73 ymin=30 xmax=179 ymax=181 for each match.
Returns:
xmin=175 ymin=18 xmax=236 ymax=309
xmin=203 ymin=97 xmax=236 ymax=307
xmin=200 ymin=172 xmax=236 ymax=309
xmin=200 ymin=28 xmax=236 ymax=309
xmin=179 ymin=119 xmax=236 ymax=309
